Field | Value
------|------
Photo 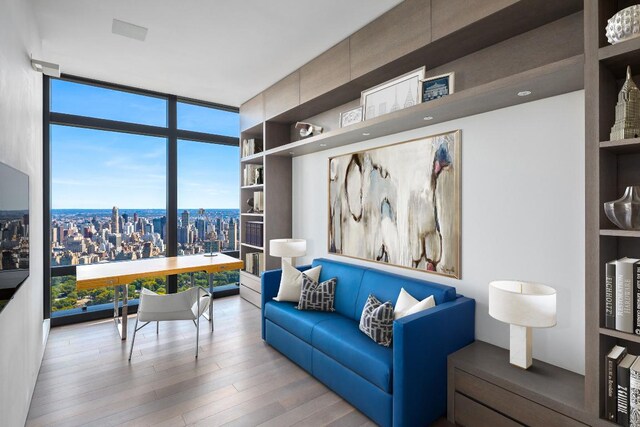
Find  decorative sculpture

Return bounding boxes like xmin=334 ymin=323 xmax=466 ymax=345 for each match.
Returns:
xmin=605 ymin=186 xmax=640 ymax=230
xmin=606 ymin=5 xmax=640 ymax=45
xmin=295 ymin=122 xmax=323 ymax=138
xmin=610 ymin=66 xmax=640 ymax=140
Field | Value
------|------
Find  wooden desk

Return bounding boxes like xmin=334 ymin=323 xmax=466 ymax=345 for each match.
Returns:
xmin=76 ymin=254 xmax=243 ymax=339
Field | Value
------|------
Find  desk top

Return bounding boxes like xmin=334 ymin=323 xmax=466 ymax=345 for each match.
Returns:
xmin=75 ymin=253 xmax=244 ymax=290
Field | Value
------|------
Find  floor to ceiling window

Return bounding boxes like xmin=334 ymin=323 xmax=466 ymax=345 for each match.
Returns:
xmin=44 ymin=76 xmax=239 ymax=324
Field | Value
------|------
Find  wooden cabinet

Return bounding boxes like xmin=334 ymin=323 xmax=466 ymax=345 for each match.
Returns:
xmin=240 ymin=94 xmax=264 ymax=132
xmin=448 ymin=342 xmax=593 ymax=427
xmin=300 ymin=39 xmax=350 ymax=104
xmin=349 ymin=0 xmax=431 ymax=80
xmin=431 ymin=0 xmax=517 ymax=41
xmin=264 ymin=71 xmax=299 ymax=120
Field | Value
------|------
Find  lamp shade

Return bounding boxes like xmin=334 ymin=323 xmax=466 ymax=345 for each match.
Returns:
xmin=489 ymin=280 xmax=556 ymax=328
xmin=269 ymin=239 xmax=307 ymax=258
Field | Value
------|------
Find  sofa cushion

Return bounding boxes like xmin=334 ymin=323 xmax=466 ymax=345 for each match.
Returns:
xmin=355 ymin=269 xmax=456 ymax=320
xmin=297 ymin=276 xmax=337 ymax=312
xmin=312 ymin=258 xmax=366 ymax=320
xmin=312 ymin=316 xmax=393 ymax=393
xmin=264 ymin=301 xmax=334 ymax=343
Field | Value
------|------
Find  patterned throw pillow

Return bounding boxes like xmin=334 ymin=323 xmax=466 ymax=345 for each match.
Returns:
xmin=296 ymin=274 xmax=337 ymax=312
xmin=359 ymin=294 xmax=395 ymax=347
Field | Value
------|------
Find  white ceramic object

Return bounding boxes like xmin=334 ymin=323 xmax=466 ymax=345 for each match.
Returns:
xmin=606 ymin=5 xmax=640 ymax=45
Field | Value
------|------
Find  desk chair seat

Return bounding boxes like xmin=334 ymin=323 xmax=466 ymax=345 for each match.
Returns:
xmin=129 ymin=287 xmax=211 ymax=360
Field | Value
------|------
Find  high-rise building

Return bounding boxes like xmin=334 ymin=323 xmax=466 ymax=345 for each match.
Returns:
xmin=228 ymin=218 xmax=237 ymax=250
xmin=195 ymin=219 xmax=206 ymax=241
xmin=152 ymin=216 xmax=166 ymax=240
xmin=181 ymin=210 xmax=190 ymax=228
xmin=111 ymin=206 xmax=119 ymax=234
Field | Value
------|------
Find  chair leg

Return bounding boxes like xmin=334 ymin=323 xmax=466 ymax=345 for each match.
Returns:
xmin=156 ymin=321 xmax=159 ymax=334
xmin=195 ymin=315 xmax=200 ymax=358
xmin=128 ymin=317 xmax=139 ymax=361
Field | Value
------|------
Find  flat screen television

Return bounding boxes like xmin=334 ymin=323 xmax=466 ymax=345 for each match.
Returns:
xmin=0 ymin=161 xmax=29 ymax=302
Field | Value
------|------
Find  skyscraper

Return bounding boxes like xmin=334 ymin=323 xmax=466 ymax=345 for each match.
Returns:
xmin=111 ymin=206 xmax=119 ymax=234
xmin=181 ymin=210 xmax=189 ymax=228
xmin=228 ymin=218 xmax=237 ymax=250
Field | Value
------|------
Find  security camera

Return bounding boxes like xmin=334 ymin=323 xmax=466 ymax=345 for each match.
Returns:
xmin=295 ymin=122 xmax=323 ymax=138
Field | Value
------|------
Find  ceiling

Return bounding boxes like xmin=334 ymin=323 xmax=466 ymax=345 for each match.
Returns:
xmin=30 ymin=0 xmax=403 ymax=107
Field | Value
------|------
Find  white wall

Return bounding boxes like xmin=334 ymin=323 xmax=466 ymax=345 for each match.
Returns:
xmin=293 ymin=91 xmax=585 ymax=374
xmin=0 ymin=0 xmax=47 ymax=424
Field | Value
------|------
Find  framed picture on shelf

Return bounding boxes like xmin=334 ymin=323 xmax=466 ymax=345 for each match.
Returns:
xmin=361 ymin=67 xmax=425 ymax=120
xmin=339 ymin=106 xmax=364 ymax=128
xmin=421 ymin=72 xmax=455 ymax=103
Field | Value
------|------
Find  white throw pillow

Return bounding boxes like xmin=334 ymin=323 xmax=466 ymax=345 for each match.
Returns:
xmin=394 ymin=287 xmax=435 ymax=319
xmin=273 ymin=262 xmax=322 ymax=302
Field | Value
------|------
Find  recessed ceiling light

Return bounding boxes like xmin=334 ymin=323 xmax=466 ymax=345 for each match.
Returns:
xmin=320 ymin=143 xmax=327 ymax=147
xmin=517 ymin=90 xmax=532 ymax=97
xmin=362 ymin=132 xmax=370 ymax=136
xmin=112 ymin=19 xmax=148 ymax=42
xmin=423 ymin=116 xmax=434 ymax=121
xmin=289 ymin=152 xmax=295 ymax=155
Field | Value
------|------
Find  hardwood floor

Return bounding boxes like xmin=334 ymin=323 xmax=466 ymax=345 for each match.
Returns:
xmin=27 ymin=296 xmax=375 ymax=427
xmin=27 ymin=296 xmax=452 ymax=426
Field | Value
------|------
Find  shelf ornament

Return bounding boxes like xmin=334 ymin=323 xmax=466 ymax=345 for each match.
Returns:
xmin=606 ymin=5 xmax=640 ymax=45
xmin=610 ymin=66 xmax=640 ymax=140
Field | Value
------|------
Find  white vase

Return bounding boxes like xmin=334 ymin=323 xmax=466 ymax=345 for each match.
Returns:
xmin=606 ymin=5 xmax=640 ymax=45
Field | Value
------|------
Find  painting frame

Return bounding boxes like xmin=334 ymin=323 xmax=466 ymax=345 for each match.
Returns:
xmin=361 ymin=67 xmax=426 ymax=121
xmin=339 ymin=106 xmax=364 ymax=128
xmin=421 ymin=72 xmax=455 ymax=103
xmin=327 ymin=130 xmax=461 ymax=279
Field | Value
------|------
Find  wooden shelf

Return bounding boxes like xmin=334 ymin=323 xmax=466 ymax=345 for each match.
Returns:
xmin=600 ymin=229 xmax=640 ymax=237
xmin=240 ymin=212 xmax=264 ymax=217
xmin=599 ymin=37 xmax=640 ymax=78
xmin=240 ymin=152 xmax=264 ymax=164
xmin=599 ymin=327 xmax=640 ymax=344
xmin=241 ymin=243 xmax=263 ymax=250
xmin=599 ymin=138 xmax=640 ymax=153
xmin=240 ymin=184 xmax=264 ymax=190
xmin=264 ymin=56 xmax=584 ymax=158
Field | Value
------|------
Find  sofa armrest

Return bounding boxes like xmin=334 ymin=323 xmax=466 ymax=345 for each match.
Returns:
xmin=393 ymin=296 xmax=475 ymax=427
xmin=260 ymin=264 xmax=312 ymax=340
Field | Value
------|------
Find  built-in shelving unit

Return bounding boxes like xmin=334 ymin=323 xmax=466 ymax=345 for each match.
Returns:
xmin=265 ymin=56 xmax=583 ymax=158
xmin=238 ymin=1 xmax=585 ymax=322
xmin=585 ymin=1 xmax=640 ymax=423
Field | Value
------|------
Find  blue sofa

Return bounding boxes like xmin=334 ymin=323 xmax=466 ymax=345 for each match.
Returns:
xmin=261 ymin=258 xmax=475 ymax=427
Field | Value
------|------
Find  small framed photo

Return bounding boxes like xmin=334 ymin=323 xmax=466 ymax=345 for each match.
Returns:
xmin=339 ymin=106 xmax=364 ymax=128
xmin=361 ymin=67 xmax=425 ymax=120
xmin=421 ymin=72 xmax=455 ymax=103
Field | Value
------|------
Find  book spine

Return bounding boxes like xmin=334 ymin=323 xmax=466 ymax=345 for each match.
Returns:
xmin=607 ymin=262 xmax=616 ymax=329
xmin=618 ymin=262 xmax=634 ymax=333
xmin=619 ymin=362 xmax=632 ymax=426
xmin=636 ymin=263 xmax=640 ymax=336
xmin=609 ymin=354 xmax=618 ymax=422
xmin=631 ymin=366 xmax=640 ymax=427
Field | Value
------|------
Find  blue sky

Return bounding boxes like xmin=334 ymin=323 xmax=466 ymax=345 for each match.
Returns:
xmin=51 ymin=80 xmax=239 ymax=209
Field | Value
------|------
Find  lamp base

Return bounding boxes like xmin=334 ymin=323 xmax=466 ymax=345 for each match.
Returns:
xmin=509 ymin=324 xmax=532 ymax=369
xmin=282 ymin=257 xmax=296 ymax=267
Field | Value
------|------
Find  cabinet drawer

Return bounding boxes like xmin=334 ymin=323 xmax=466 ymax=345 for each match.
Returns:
xmin=240 ymin=284 xmax=261 ymax=307
xmin=455 ymin=370 xmax=587 ymax=427
xmin=454 ymin=392 xmax=522 ymax=427
xmin=240 ymin=272 xmax=261 ymax=293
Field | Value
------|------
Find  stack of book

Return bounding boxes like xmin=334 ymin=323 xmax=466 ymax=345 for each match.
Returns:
xmin=245 ymin=252 xmax=265 ymax=277
xmin=606 ymin=345 xmax=640 ymax=426
xmin=241 ymin=138 xmax=263 ymax=158
xmin=253 ymin=191 xmax=264 ymax=213
xmin=244 ymin=221 xmax=263 ymax=247
xmin=242 ymin=164 xmax=264 ymax=186
xmin=605 ymin=258 xmax=640 ymax=335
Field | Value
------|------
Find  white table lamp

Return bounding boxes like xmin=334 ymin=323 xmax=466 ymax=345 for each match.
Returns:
xmin=269 ymin=239 xmax=306 ymax=267
xmin=488 ymin=280 xmax=557 ymax=369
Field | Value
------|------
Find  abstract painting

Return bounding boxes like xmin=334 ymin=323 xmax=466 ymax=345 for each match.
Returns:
xmin=328 ymin=130 xmax=461 ymax=278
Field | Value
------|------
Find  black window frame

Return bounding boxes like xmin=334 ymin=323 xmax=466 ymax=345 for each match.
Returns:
xmin=44 ymin=74 xmax=240 ymax=326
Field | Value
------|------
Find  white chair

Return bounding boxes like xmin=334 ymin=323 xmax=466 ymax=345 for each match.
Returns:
xmin=128 ymin=286 xmax=211 ymax=360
